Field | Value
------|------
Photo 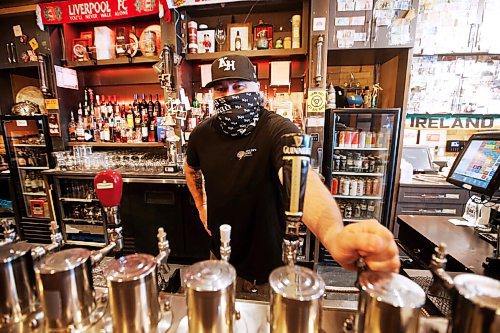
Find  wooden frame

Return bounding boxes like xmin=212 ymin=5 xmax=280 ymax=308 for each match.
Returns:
xmin=79 ymin=31 xmax=93 ymax=45
xmin=72 ymin=38 xmax=90 ymax=61
xmin=228 ymin=22 xmax=252 ymax=51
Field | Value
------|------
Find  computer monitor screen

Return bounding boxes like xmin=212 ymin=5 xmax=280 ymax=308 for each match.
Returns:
xmin=447 ymin=132 xmax=500 ymax=197
xmin=402 ymin=146 xmax=434 ymax=172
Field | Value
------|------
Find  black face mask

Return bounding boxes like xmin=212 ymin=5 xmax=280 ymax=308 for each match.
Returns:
xmin=214 ymin=92 xmax=260 ymax=137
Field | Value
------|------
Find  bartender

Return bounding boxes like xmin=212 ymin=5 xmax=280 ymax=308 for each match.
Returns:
xmin=184 ymin=55 xmax=399 ymax=293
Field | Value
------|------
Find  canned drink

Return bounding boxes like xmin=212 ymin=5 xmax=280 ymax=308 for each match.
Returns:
xmin=357 ymin=179 xmax=365 ymax=196
xmin=366 ymin=179 xmax=373 ymax=195
xmin=372 ymin=179 xmax=381 ymax=196
xmin=351 ymin=131 xmax=359 ymax=148
xmin=339 ymin=178 xmax=345 ymax=194
xmin=350 ymin=179 xmax=358 ymax=196
xmin=338 ymin=131 xmax=345 ymax=147
xmin=334 ymin=155 xmax=340 ymax=171
xmin=371 ymin=132 xmax=377 ymax=147
xmin=344 ymin=131 xmax=353 ymax=148
xmin=342 ymin=179 xmax=350 ymax=196
xmin=365 ymin=132 xmax=372 ymax=148
xmin=359 ymin=131 xmax=366 ymax=148
xmin=331 ymin=178 xmax=339 ymax=195
xmin=340 ymin=156 xmax=347 ymax=171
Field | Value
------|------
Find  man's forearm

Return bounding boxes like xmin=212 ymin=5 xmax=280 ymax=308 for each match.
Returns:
xmin=184 ymin=159 xmax=205 ymax=209
xmin=302 ymin=170 xmax=344 ymax=251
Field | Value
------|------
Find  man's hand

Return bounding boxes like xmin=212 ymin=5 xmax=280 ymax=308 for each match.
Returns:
xmin=197 ymin=204 xmax=211 ymax=236
xmin=327 ymin=220 xmax=400 ymax=272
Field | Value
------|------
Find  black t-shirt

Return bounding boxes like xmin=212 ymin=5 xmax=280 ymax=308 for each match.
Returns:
xmin=186 ymin=109 xmax=300 ymax=284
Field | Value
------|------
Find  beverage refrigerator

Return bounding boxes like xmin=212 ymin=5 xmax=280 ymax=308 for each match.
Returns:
xmin=0 ymin=115 xmax=55 ymax=243
xmin=320 ymin=108 xmax=402 ymax=263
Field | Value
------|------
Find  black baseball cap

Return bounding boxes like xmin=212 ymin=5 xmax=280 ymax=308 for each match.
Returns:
xmin=205 ymin=54 xmax=257 ymax=88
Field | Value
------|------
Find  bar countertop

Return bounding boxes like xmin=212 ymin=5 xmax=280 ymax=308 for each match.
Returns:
xmin=397 ymin=215 xmax=496 ymax=277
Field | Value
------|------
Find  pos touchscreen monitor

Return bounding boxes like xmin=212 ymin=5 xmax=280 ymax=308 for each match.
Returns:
xmin=447 ymin=132 xmax=500 ymax=197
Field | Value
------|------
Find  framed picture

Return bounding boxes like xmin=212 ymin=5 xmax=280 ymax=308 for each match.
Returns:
xmin=197 ymin=29 xmax=215 ymax=53
xmin=72 ymin=38 xmax=90 ymax=61
xmin=80 ymin=31 xmax=93 ymax=44
xmin=228 ymin=23 xmax=252 ymax=51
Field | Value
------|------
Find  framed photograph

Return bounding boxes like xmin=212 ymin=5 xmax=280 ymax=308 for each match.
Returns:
xmin=228 ymin=23 xmax=252 ymax=51
xmin=72 ymin=38 xmax=90 ymax=61
xmin=197 ymin=29 xmax=215 ymax=53
xmin=80 ymin=31 xmax=93 ymax=44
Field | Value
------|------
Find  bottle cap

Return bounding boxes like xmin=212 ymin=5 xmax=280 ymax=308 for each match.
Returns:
xmin=220 ymin=224 xmax=231 ymax=243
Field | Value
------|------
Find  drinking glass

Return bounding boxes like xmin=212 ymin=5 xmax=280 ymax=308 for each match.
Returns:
xmin=215 ymin=22 xmax=226 ymax=52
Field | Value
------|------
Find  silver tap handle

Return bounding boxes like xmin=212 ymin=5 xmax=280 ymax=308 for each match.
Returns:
xmin=220 ymin=224 xmax=231 ymax=262
xmin=156 ymin=227 xmax=171 ymax=291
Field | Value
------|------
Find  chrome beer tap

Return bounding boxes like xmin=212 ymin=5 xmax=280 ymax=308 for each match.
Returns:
xmin=156 ymin=227 xmax=171 ymax=290
xmin=0 ymin=218 xmax=17 ymax=246
xmin=31 ymin=221 xmax=63 ymax=260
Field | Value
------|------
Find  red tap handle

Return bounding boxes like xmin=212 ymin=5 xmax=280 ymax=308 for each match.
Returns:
xmin=94 ymin=170 xmax=123 ymax=208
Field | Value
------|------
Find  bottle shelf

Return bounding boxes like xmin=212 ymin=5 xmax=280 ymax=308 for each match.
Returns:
xmin=68 ymin=142 xmax=166 ymax=148
xmin=60 ymin=197 xmax=99 ymax=203
xmin=185 ymin=48 xmax=307 ymax=61
xmin=14 ymin=144 xmax=46 ymax=148
xmin=63 ymin=218 xmax=103 ymax=224
xmin=18 ymin=166 xmax=49 ymax=170
xmin=343 ymin=218 xmax=378 ymax=223
xmin=332 ymin=172 xmax=384 ymax=177
xmin=334 ymin=147 xmax=388 ymax=151
xmin=333 ymin=195 xmax=383 ymax=200
xmin=22 ymin=192 xmax=47 ymax=196
xmin=66 ymin=55 xmax=159 ymax=68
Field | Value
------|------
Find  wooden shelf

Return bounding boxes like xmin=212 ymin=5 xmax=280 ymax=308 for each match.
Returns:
xmin=18 ymin=166 xmax=49 ymax=170
xmin=66 ymin=56 xmax=159 ymax=68
xmin=334 ymin=147 xmax=388 ymax=151
xmin=14 ymin=144 xmax=46 ymax=147
xmin=332 ymin=172 xmax=384 ymax=177
xmin=185 ymin=48 xmax=307 ymax=62
xmin=333 ymin=195 xmax=382 ymax=200
xmin=68 ymin=142 xmax=166 ymax=148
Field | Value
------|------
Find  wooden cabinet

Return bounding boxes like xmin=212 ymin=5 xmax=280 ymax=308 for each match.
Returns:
xmin=395 ymin=180 xmax=468 ymax=235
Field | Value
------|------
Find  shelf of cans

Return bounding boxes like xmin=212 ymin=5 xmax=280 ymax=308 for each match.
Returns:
xmin=338 ymin=199 xmax=379 ymax=222
xmin=336 ymin=129 xmax=389 ymax=149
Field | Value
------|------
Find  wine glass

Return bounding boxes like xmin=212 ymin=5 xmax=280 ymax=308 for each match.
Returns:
xmin=215 ymin=22 xmax=226 ymax=52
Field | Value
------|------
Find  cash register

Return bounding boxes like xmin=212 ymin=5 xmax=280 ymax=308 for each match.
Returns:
xmin=446 ymin=131 xmax=500 ymax=272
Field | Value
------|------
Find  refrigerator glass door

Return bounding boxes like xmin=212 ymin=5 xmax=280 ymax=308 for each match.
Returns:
xmin=2 ymin=118 xmax=50 ymax=219
xmin=331 ymin=111 xmax=396 ymax=224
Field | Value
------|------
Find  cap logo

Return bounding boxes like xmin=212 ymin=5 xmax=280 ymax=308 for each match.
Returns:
xmin=218 ymin=57 xmax=236 ymax=71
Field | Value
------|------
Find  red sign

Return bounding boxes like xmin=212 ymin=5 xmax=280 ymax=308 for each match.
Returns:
xmin=38 ymin=0 xmax=170 ymax=24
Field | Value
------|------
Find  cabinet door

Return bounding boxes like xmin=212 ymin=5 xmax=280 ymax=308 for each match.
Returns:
xmin=0 ymin=12 xmax=51 ymax=69
xmin=328 ymin=0 xmax=373 ymax=50
xmin=370 ymin=0 xmax=419 ymax=48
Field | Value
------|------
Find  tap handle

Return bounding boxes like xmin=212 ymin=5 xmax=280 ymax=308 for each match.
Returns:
xmin=220 ymin=224 xmax=231 ymax=243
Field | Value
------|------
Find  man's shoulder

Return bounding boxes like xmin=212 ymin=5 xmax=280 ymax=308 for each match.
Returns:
xmin=260 ymin=109 xmax=300 ymax=134
xmin=190 ymin=115 xmax=216 ymax=139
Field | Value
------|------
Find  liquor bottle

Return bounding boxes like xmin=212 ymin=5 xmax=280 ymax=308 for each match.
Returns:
xmin=235 ymin=31 xmax=242 ymax=51
xmin=140 ymin=94 xmax=148 ymax=118
xmin=141 ymin=115 xmax=148 ymax=142
xmin=95 ymin=95 xmax=101 ymax=118
xmin=114 ymin=107 xmax=122 ymax=142
xmin=102 ymin=121 xmax=110 ymax=142
xmin=68 ymin=112 xmax=77 ymax=142
xmin=24 ymin=172 xmax=32 ymax=193
xmin=36 ymin=174 xmax=45 ymax=192
xmin=154 ymin=94 xmax=161 ymax=117
xmin=77 ymin=102 xmax=83 ymax=119
xmin=148 ymin=118 xmax=157 ymax=142
xmin=108 ymin=113 xmax=115 ymax=142
xmin=133 ymin=93 xmax=139 ymax=113
xmin=100 ymin=95 xmax=107 ymax=118
xmin=147 ymin=94 xmax=154 ymax=120
xmin=89 ymin=89 xmax=95 ymax=116
xmin=106 ymin=96 xmax=113 ymax=118
xmin=83 ymin=89 xmax=90 ymax=117
xmin=94 ymin=120 xmax=101 ymax=143
xmin=126 ymin=104 xmax=134 ymax=128
xmin=113 ymin=95 xmax=119 ymax=115
xmin=76 ymin=116 xmax=85 ymax=142
xmin=133 ymin=104 xmax=142 ymax=130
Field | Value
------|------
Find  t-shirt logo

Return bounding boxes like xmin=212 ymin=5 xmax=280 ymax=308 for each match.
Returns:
xmin=218 ymin=57 xmax=236 ymax=71
xmin=237 ymin=148 xmax=257 ymax=160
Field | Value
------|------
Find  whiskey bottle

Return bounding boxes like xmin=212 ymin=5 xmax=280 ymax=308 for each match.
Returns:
xmin=235 ymin=31 xmax=242 ymax=51
xmin=68 ymin=112 xmax=77 ymax=142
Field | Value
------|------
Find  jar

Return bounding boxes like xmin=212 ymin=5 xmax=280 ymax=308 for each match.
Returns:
xmin=291 ymin=15 xmax=301 ymax=48
xmin=284 ymin=37 xmax=292 ymax=49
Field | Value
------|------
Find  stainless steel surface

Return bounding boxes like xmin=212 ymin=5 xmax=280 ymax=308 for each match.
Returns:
xmin=105 ymin=254 xmax=163 ymax=333
xmin=0 ymin=218 xmax=18 ymax=245
xmin=35 ymin=248 xmax=99 ymax=330
xmin=0 ymin=242 xmax=37 ymax=327
xmin=184 ymin=260 xmax=237 ymax=333
xmin=357 ymin=271 xmax=426 ymax=333
xmin=450 ymin=274 xmax=500 ymax=333
xmin=269 ymin=265 xmax=325 ymax=333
